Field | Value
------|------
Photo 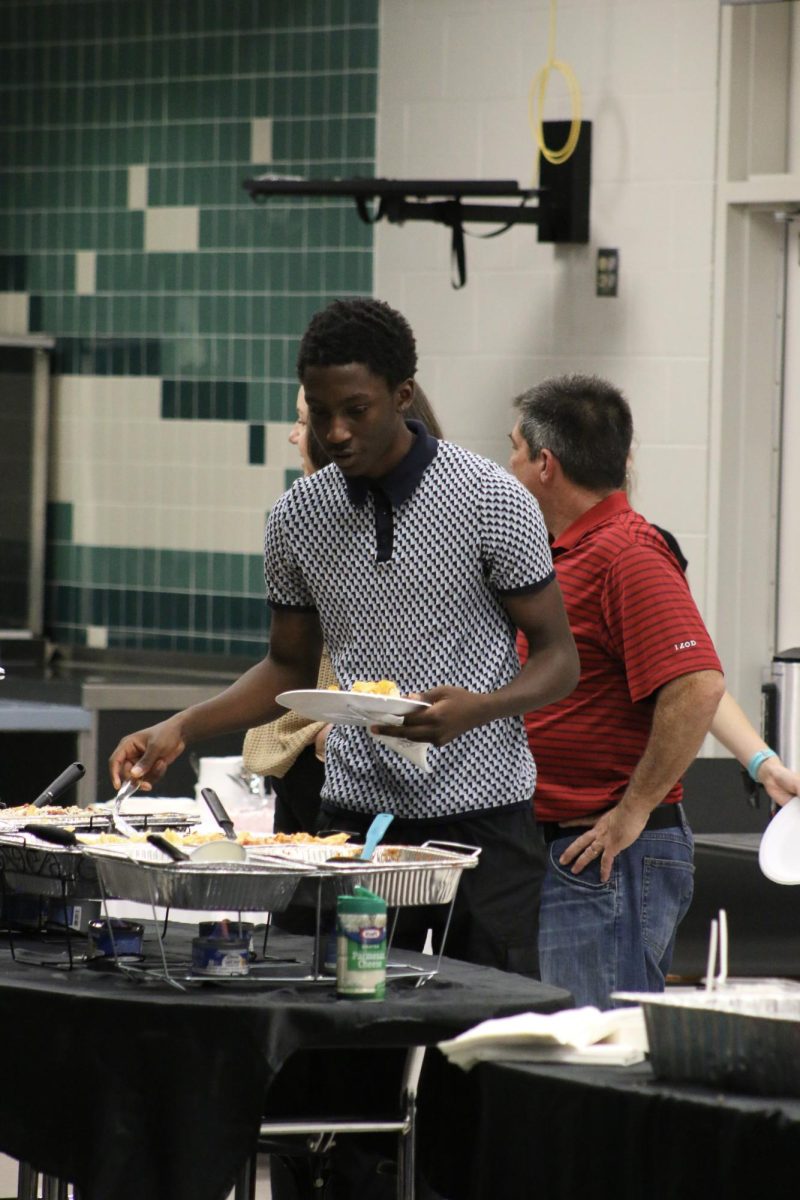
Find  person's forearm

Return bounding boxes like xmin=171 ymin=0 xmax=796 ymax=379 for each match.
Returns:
xmin=175 ymin=655 xmax=312 ymax=745
xmin=620 ymin=670 xmax=726 ymax=816
xmin=710 ymin=688 xmax=800 ymax=804
xmin=710 ymin=690 xmax=767 ymax=764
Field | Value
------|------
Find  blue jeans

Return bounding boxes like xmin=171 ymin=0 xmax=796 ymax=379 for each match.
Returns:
xmin=538 ymin=806 xmax=694 ymax=1009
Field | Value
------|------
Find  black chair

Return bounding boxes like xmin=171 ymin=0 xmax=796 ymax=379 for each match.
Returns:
xmin=234 ymin=1045 xmax=427 ymax=1200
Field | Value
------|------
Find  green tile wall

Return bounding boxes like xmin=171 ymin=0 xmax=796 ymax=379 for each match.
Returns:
xmin=0 ymin=0 xmax=379 ymax=656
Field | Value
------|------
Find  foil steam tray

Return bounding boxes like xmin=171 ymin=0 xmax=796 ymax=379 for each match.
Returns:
xmin=89 ymin=847 xmax=312 ymax=912
xmin=0 ymin=810 xmax=198 ymax=832
xmin=0 ymin=834 xmax=100 ymax=899
xmin=614 ymin=982 xmax=800 ymax=1098
xmin=254 ymin=841 xmax=481 ymax=909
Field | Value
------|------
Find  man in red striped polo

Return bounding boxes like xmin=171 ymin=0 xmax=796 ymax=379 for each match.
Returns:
xmin=509 ymin=374 xmax=725 ymax=1009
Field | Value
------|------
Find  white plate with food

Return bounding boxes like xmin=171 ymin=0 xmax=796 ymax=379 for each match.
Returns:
xmin=276 ymin=687 xmax=429 ymax=727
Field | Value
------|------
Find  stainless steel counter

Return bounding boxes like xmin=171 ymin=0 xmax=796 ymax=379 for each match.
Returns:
xmin=0 ymin=697 xmax=92 ymax=732
xmin=0 ymin=650 xmax=256 ymax=805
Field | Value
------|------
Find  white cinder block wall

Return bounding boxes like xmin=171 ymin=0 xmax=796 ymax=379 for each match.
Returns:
xmin=376 ymin=0 xmax=720 ymax=634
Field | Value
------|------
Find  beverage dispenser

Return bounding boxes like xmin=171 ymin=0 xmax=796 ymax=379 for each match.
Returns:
xmin=762 ymin=648 xmax=800 ymax=774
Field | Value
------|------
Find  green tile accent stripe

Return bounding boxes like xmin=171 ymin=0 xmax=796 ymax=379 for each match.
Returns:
xmin=45 ymin=545 xmax=270 ymax=657
xmin=248 ymin=424 xmax=266 ymax=465
xmin=0 ymin=255 xmax=26 ymax=290
xmin=46 ymin=502 xmax=73 ymax=543
xmin=54 ymin=338 xmax=162 ymax=375
xmin=1 ymin=0 xmax=378 ymax=654
xmin=162 ymin=380 xmax=249 ymax=421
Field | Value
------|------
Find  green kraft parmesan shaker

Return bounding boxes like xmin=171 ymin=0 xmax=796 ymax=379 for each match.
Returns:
xmin=336 ymin=885 xmax=387 ymax=999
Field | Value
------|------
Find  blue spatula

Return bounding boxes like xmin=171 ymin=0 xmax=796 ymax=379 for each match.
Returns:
xmin=359 ymin=812 xmax=394 ymax=860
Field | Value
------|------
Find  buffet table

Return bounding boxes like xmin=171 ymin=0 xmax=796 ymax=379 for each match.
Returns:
xmin=0 ymin=926 xmax=570 ymax=1200
xmin=422 ymin=1057 xmax=800 ymax=1199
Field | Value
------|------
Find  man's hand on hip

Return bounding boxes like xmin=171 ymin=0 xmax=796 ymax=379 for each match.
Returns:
xmin=557 ymin=804 xmax=650 ymax=883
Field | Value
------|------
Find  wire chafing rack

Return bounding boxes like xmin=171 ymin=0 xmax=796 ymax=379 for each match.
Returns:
xmin=89 ymin=841 xmax=480 ymax=991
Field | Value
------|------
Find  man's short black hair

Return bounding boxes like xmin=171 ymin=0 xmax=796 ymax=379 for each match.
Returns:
xmin=297 ymin=297 xmax=417 ymax=390
xmin=514 ymin=374 xmax=633 ymax=491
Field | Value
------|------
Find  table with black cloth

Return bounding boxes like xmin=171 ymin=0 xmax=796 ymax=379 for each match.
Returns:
xmin=422 ymin=1057 xmax=800 ymax=1199
xmin=0 ymin=925 xmax=570 ymax=1200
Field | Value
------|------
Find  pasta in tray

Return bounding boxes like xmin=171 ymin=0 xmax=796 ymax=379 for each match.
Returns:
xmin=77 ymin=829 xmax=352 ymax=848
xmin=0 ymin=803 xmax=86 ymax=819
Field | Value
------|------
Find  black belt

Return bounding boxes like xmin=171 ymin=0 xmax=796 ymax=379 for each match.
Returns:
xmin=538 ymin=803 xmax=683 ymax=845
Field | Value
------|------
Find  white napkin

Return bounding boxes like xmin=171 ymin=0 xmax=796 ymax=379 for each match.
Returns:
xmin=438 ymin=1006 xmax=648 ymax=1071
xmin=369 ymin=730 xmax=432 ymax=772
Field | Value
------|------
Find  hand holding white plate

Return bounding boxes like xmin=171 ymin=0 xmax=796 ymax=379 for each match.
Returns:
xmin=276 ymin=688 xmax=430 ymax=727
xmin=758 ymin=794 xmax=800 ymax=884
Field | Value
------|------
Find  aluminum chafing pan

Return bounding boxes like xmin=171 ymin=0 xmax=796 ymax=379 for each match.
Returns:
xmin=0 ymin=810 xmax=198 ymax=832
xmin=614 ymin=982 xmax=800 ymax=1098
xmin=251 ymin=841 xmax=481 ymax=909
xmin=89 ymin=846 xmax=313 ymax=911
xmin=0 ymin=832 xmax=100 ymax=899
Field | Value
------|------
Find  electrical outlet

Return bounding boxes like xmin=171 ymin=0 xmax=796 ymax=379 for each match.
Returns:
xmin=596 ymin=248 xmax=619 ymax=297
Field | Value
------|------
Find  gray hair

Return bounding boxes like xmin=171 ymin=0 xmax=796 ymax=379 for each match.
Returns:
xmin=513 ymin=374 xmax=633 ymax=491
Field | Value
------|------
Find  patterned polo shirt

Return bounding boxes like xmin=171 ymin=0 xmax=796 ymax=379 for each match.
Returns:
xmin=264 ymin=422 xmax=555 ymax=820
xmin=519 ymin=491 xmax=722 ymax=821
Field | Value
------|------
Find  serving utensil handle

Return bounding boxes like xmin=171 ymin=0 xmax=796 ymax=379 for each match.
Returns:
xmin=146 ymin=833 xmax=190 ymax=861
xmin=201 ymin=788 xmax=237 ymax=839
xmin=21 ymin=823 xmax=79 ymax=847
xmin=32 ymin=762 xmax=86 ymax=808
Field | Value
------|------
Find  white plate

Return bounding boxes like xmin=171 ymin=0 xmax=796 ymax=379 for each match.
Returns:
xmin=758 ymin=795 xmax=800 ymax=884
xmin=276 ymin=689 xmax=429 ymax=727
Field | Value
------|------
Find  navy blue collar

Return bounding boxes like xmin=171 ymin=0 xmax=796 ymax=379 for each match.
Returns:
xmin=343 ymin=420 xmax=439 ymax=507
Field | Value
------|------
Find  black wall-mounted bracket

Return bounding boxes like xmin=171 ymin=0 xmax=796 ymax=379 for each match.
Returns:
xmin=244 ymin=121 xmax=591 ymax=288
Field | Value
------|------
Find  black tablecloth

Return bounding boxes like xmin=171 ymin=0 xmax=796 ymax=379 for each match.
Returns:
xmin=0 ymin=926 xmax=569 ymax=1200
xmin=426 ymin=1057 xmax=800 ymax=1199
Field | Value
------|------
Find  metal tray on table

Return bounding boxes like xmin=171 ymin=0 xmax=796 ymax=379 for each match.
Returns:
xmin=0 ymin=832 xmax=100 ymax=899
xmin=614 ymin=981 xmax=800 ymax=1098
xmin=248 ymin=841 xmax=481 ymax=909
xmin=0 ymin=809 xmax=199 ymax=834
xmin=0 ymin=811 xmax=200 ymax=900
xmin=89 ymin=845 xmax=314 ymax=912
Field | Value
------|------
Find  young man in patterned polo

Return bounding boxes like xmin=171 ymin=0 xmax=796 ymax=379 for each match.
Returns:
xmin=110 ymin=297 xmax=579 ymax=975
xmin=509 ymin=374 xmax=725 ymax=1007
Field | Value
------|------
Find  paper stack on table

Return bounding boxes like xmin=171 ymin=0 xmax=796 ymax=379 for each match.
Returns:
xmin=438 ymin=1005 xmax=648 ymax=1070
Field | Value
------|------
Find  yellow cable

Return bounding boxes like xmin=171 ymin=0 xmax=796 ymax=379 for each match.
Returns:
xmin=529 ymin=0 xmax=582 ymax=173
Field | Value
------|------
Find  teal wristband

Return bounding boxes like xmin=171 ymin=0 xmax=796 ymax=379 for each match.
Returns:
xmin=747 ymin=748 xmax=777 ymax=782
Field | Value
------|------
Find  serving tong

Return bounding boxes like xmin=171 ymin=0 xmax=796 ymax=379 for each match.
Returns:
xmin=110 ymin=779 xmax=141 ymax=839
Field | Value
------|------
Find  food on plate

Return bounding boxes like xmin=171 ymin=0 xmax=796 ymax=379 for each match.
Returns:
xmin=351 ymin=679 xmax=401 ymax=697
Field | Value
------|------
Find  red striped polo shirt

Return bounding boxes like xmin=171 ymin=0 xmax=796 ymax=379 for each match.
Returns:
xmin=519 ymin=491 xmax=722 ymax=821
